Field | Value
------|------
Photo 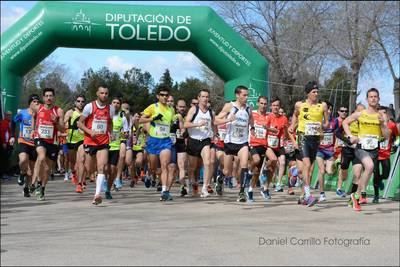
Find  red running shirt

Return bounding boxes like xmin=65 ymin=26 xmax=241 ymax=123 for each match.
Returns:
xmin=265 ymin=113 xmax=288 ymax=150
xmin=34 ymin=104 xmax=60 ymax=144
xmin=84 ymin=101 xmax=111 ymax=146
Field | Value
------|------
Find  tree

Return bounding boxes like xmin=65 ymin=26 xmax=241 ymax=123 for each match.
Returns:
xmin=214 ymin=1 xmax=329 ymax=111
xmin=318 ymin=1 xmax=388 ymax=111
xmin=201 ymin=65 xmax=225 ymax=111
xmin=39 ymin=72 xmax=71 ymax=109
xmin=323 ymin=66 xmax=352 ymax=112
xmin=176 ymin=77 xmax=209 ymax=107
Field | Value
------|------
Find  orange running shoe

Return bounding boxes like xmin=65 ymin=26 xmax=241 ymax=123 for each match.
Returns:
xmin=351 ymin=193 xmax=361 ymax=212
xmin=76 ymin=184 xmax=83 ymax=193
xmin=71 ymin=174 xmax=78 ymax=185
xmin=359 ymin=196 xmax=368 ymax=204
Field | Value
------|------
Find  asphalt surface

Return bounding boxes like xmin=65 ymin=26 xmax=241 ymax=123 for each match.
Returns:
xmin=1 ymin=175 xmax=399 ymax=266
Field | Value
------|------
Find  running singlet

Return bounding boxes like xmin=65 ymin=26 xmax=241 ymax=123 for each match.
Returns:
xmin=319 ymin=118 xmax=336 ymax=150
xmin=357 ymin=110 xmax=382 ymax=150
xmin=249 ymin=111 xmax=268 ymax=147
xmin=214 ymin=123 xmax=227 ymax=148
xmin=109 ymin=112 xmax=129 ymax=151
xmin=265 ymin=113 xmax=288 ymax=149
xmin=378 ymin=120 xmax=398 ymax=160
xmin=143 ymin=103 xmax=174 ymax=139
xmin=34 ymin=104 xmax=60 ymax=144
xmin=14 ymin=109 xmax=34 ymax=145
xmin=132 ymin=124 xmax=146 ymax=151
xmin=297 ymin=101 xmax=324 ymax=136
xmin=67 ymin=110 xmax=84 ymax=144
xmin=187 ymin=106 xmax=213 ymax=140
xmin=224 ymin=102 xmax=250 ymax=144
xmin=83 ymin=101 xmax=111 ymax=146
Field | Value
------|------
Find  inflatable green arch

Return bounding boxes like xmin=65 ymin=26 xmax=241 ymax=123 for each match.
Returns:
xmin=0 ymin=1 xmax=268 ymax=117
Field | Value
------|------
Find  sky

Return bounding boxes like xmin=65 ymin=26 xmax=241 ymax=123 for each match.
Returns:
xmin=1 ymin=1 xmax=398 ymax=107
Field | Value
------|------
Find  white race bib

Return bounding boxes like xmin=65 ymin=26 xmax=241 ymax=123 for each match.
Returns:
xmin=305 ymin=122 xmax=321 ymax=136
xmin=321 ymin=132 xmax=334 ymax=146
xmin=255 ymin=125 xmax=266 ymax=139
xmin=92 ymin=119 xmax=107 ymax=134
xmin=337 ymin=138 xmax=345 ymax=147
xmin=380 ymin=139 xmax=389 ymax=150
xmin=170 ymin=133 xmax=176 ymax=144
xmin=22 ymin=126 xmax=32 ymax=139
xmin=232 ymin=126 xmax=246 ymax=139
xmin=360 ymin=135 xmax=379 ymax=150
xmin=38 ymin=124 xmax=54 ymax=139
xmin=154 ymin=123 xmax=169 ymax=138
xmin=267 ymin=135 xmax=279 ymax=148
xmin=284 ymin=142 xmax=294 ymax=153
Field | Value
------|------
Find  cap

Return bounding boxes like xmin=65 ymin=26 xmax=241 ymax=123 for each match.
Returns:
xmin=305 ymin=81 xmax=318 ymax=94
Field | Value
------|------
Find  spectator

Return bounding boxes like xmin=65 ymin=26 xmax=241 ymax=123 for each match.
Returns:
xmin=0 ymin=111 xmax=15 ymax=179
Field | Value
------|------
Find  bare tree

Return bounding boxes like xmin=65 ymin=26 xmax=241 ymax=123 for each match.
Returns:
xmin=318 ymin=1 xmax=388 ymax=111
xmin=214 ymin=1 xmax=329 ymax=112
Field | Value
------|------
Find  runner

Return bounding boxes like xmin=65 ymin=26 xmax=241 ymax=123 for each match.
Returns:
xmin=263 ymin=97 xmax=291 ymax=200
xmin=373 ymin=106 xmax=399 ymax=203
xmin=343 ymin=88 xmax=389 ymax=211
xmin=64 ymin=95 xmax=85 ymax=188
xmin=78 ymin=85 xmax=114 ymax=205
xmin=107 ymin=97 xmax=129 ymax=199
xmin=215 ymin=85 xmax=253 ymax=202
xmin=31 ymin=88 xmax=65 ymax=201
xmin=139 ymin=86 xmax=175 ymax=201
xmin=184 ymin=89 xmax=215 ymax=198
xmin=11 ymin=94 xmax=40 ymax=197
xmin=315 ymin=101 xmax=336 ymax=202
xmin=289 ymin=81 xmax=329 ymax=207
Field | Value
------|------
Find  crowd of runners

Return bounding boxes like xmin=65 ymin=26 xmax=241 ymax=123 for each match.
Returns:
xmin=9 ymin=82 xmax=400 ymax=211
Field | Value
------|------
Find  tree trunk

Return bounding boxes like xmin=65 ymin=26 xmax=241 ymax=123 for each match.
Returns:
xmin=394 ymin=78 xmax=400 ymax=116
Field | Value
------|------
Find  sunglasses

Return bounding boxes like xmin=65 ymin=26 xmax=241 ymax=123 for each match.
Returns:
xmin=339 ymin=110 xmax=348 ymax=112
xmin=76 ymin=100 xmax=85 ymax=103
xmin=159 ymin=93 xmax=169 ymax=97
xmin=191 ymin=102 xmax=198 ymax=105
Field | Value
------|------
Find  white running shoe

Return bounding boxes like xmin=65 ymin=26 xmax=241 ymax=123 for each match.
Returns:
xmin=319 ymin=193 xmax=327 ymax=202
xmin=200 ymin=187 xmax=210 ymax=198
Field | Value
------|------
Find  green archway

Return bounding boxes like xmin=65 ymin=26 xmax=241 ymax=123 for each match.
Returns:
xmin=1 ymin=1 xmax=268 ymax=116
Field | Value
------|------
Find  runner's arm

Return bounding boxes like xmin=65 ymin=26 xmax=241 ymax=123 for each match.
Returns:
xmin=214 ymin=103 xmax=233 ymax=126
xmin=342 ymin=112 xmax=361 ymax=144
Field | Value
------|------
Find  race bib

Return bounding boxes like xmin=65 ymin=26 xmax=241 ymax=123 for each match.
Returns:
xmin=170 ymin=133 xmax=177 ymax=144
xmin=321 ymin=132 xmax=334 ymax=146
xmin=267 ymin=135 xmax=279 ymax=148
xmin=305 ymin=122 xmax=321 ymax=136
xmin=337 ymin=138 xmax=345 ymax=147
xmin=255 ymin=125 xmax=266 ymax=139
xmin=360 ymin=135 xmax=379 ymax=150
xmin=284 ymin=142 xmax=294 ymax=153
xmin=176 ymin=129 xmax=183 ymax=139
xmin=199 ymin=120 xmax=210 ymax=133
xmin=92 ymin=119 xmax=107 ymax=134
xmin=155 ymin=123 xmax=169 ymax=137
xmin=38 ymin=124 xmax=54 ymax=139
xmin=380 ymin=139 xmax=389 ymax=150
xmin=218 ymin=129 xmax=226 ymax=141
xmin=111 ymin=130 xmax=120 ymax=141
xmin=22 ymin=126 xmax=32 ymax=139
xmin=232 ymin=126 xmax=245 ymax=139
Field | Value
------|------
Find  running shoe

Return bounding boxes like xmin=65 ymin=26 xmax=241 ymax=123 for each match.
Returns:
xmin=37 ymin=192 xmax=45 ymax=201
xmin=156 ymin=183 xmax=162 ymax=192
xmin=215 ymin=183 xmax=223 ymax=196
xmin=114 ymin=178 xmax=123 ymax=190
xmin=35 ymin=185 xmax=41 ymax=196
xmin=71 ymin=174 xmax=78 ymax=185
xmin=336 ymin=189 xmax=346 ymax=198
xmin=287 ymin=187 xmax=295 ymax=195
xmin=151 ymin=179 xmax=157 ymax=188
xmin=75 ymin=184 xmax=83 ymax=193
xmin=64 ymin=172 xmax=69 ymax=182
xmin=260 ymin=189 xmax=271 ymax=200
xmin=166 ymin=191 xmax=173 ymax=201
xmin=350 ymin=193 xmax=361 ymax=211
xmin=359 ymin=196 xmax=368 ymax=204
xmin=274 ymin=184 xmax=283 ymax=192
xmin=372 ymin=196 xmax=379 ymax=204
xmin=200 ymin=187 xmax=210 ymax=198
xmin=105 ymin=191 xmax=113 ymax=200
xmin=23 ymin=187 xmax=30 ymax=197
xmin=207 ymin=185 xmax=214 ymax=194
xmin=347 ymin=197 xmax=353 ymax=208
xmin=144 ymin=176 xmax=151 ymax=188
xmin=237 ymin=192 xmax=246 ymax=202
xmin=160 ymin=191 xmax=168 ymax=201
xmin=379 ymin=180 xmax=385 ymax=191
xmin=319 ymin=193 xmax=327 ymax=202
xmin=92 ymin=194 xmax=102 ymax=205
xmin=17 ymin=174 xmax=25 ymax=186
xmin=29 ymin=185 xmax=36 ymax=194
xmin=180 ymin=185 xmax=188 ymax=197
xmin=306 ymin=195 xmax=318 ymax=207
xmin=246 ymin=191 xmax=254 ymax=203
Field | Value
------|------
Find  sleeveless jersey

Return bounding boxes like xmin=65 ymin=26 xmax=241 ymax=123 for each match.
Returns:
xmin=34 ymin=104 xmax=60 ymax=144
xmin=249 ymin=111 xmax=268 ymax=147
xmin=297 ymin=101 xmax=324 ymax=136
xmin=67 ymin=110 xmax=84 ymax=144
xmin=83 ymin=101 xmax=111 ymax=146
xmin=187 ymin=106 xmax=213 ymax=140
xmin=224 ymin=102 xmax=250 ymax=144
xmin=14 ymin=109 xmax=34 ymax=145
xmin=357 ymin=110 xmax=382 ymax=150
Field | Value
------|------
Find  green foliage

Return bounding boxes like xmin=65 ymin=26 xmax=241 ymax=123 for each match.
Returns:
xmin=323 ymin=66 xmax=352 ymax=112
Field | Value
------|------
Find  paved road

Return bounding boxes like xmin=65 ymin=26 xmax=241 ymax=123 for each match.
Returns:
xmin=1 ymin=176 xmax=399 ymax=266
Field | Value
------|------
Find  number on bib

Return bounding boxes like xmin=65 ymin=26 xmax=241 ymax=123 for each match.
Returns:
xmin=360 ymin=135 xmax=378 ymax=150
xmin=321 ymin=133 xmax=334 ymax=146
xmin=255 ymin=125 xmax=266 ymax=139
xmin=22 ymin=126 xmax=32 ymax=139
xmin=305 ymin=122 xmax=321 ymax=136
xmin=380 ymin=139 xmax=389 ymax=150
xmin=92 ymin=119 xmax=107 ymax=134
xmin=38 ymin=125 xmax=54 ymax=139
xmin=267 ymin=135 xmax=279 ymax=148
xmin=155 ymin=123 xmax=169 ymax=137
xmin=232 ymin=127 xmax=245 ymax=139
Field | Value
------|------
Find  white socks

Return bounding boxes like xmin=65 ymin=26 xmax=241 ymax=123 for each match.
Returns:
xmin=304 ymin=185 xmax=310 ymax=198
xmin=96 ymin=174 xmax=105 ymax=196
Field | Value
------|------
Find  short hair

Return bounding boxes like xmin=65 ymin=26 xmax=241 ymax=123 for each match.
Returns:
xmin=378 ymin=105 xmax=388 ymax=111
xmin=198 ymin=89 xmax=210 ymax=97
xmin=325 ymin=101 xmax=333 ymax=109
xmin=234 ymin=85 xmax=248 ymax=95
xmin=28 ymin=94 xmax=40 ymax=105
xmin=270 ymin=97 xmax=281 ymax=105
xmin=97 ymin=85 xmax=108 ymax=91
xmin=258 ymin=96 xmax=268 ymax=102
xmin=76 ymin=94 xmax=86 ymax=101
xmin=43 ymin=87 xmax=55 ymax=96
xmin=112 ymin=96 xmax=122 ymax=103
xmin=366 ymin=88 xmax=379 ymax=98
xmin=156 ymin=85 xmax=170 ymax=94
